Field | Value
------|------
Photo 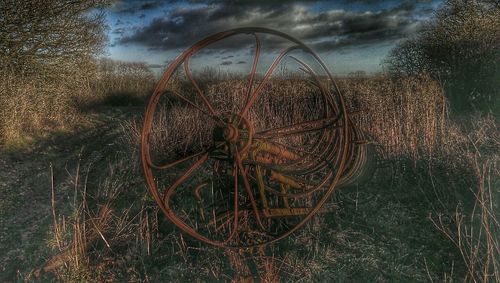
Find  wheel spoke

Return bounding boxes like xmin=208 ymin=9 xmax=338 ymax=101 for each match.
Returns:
xmin=223 ymin=160 xmax=239 ymax=243
xmin=243 ymin=33 xmax=261 ymax=107
xmin=148 ymin=143 xmax=222 ymax=170
xmin=162 ymin=153 xmax=209 ymax=204
xmin=253 ymin=139 xmax=322 ymax=167
xmin=235 ymin=151 xmax=266 ymax=230
xmin=269 ymin=170 xmax=316 ymax=189
xmin=289 ymin=55 xmax=338 ymax=113
xmin=250 ymin=138 xmax=335 ymax=176
xmin=240 ymin=45 xmax=301 ymax=117
xmin=168 ymin=89 xmax=223 ymax=124
xmin=263 ymin=139 xmax=317 ymax=158
xmin=247 ymin=170 xmax=333 ymax=198
xmin=148 ymin=150 xmax=205 ymax=170
xmin=275 ymin=139 xmax=330 ymax=169
xmin=184 ymin=56 xmax=218 ymax=116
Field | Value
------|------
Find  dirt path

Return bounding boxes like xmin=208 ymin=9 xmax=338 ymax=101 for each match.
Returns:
xmin=0 ymin=108 xmax=139 ymax=281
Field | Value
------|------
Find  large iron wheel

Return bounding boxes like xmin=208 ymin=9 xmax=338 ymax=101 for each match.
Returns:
xmin=141 ymin=27 xmax=353 ymax=248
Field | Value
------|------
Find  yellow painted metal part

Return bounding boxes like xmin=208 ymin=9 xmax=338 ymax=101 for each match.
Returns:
xmin=262 ymin=206 xmax=338 ymax=218
xmin=250 ymin=140 xmax=305 ymax=212
xmin=270 ymin=170 xmax=303 ymax=189
xmin=255 ymin=165 xmax=269 ymax=210
xmin=280 ymin=184 xmax=290 ymax=208
xmin=252 ymin=140 xmax=300 ymax=161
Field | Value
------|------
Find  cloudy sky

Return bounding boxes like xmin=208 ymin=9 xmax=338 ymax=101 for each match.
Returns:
xmin=104 ymin=0 xmax=442 ymax=75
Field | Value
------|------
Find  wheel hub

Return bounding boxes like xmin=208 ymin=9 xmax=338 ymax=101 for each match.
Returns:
xmin=223 ymin=124 xmax=239 ymax=142
xmin=212 ymin=114 xmax=254 ymax=156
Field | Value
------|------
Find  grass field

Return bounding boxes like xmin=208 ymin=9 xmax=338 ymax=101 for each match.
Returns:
xmin=0 ymin=68 xmax=497 ymax=282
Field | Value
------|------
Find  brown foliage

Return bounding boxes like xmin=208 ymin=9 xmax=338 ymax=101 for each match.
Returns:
xmin=123 ymin=75 xmax=448 ymax=162
xmin=0 ymin=58 xmax=155 ymax=145
xmin=0 ymin=0 xmax=116 ymax=145
xmin=385 ymin=0 xmax=500 ymax=113
xmin=0 ymin=0 xmax=108 ymax=73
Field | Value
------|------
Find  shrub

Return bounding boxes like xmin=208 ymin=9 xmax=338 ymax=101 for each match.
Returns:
xmin=385 ymin=0 xmax=500 ymax=114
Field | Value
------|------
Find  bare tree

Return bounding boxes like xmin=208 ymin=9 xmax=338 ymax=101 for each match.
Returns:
xmin=0 ymin=0 xmax=108 ymax=73
xmin=385 ymin=0 xmax=500 ymax=113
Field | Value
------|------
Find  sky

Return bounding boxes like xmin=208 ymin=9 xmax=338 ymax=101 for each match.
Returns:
xmin=103 ymin=0 xmax=442 ymax=76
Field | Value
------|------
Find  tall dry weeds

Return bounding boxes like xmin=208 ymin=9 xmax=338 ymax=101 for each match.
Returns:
xmin=0 ymin=70 xmax=82 ymax=144
xmin=429 ymin=154 xmax=498 ymax=282
xmin=89 ymin=58 xmax=155 ymax=102
xmin=121 ymin=73 xmax=498 ymax=281
xmin=427 ymin=113 xmax=499 ymax=282
xmin=123 ymin=74 xmax=447 ymax=162
xmin=30 ymin=69 xmax=496 ymax=281
xmin=32 ymin=157 xmax=147 ymax=281
xmin=340 ymin=74 xmax=447 ymax=160
xmin=0 ymin=58 xmax=155 ymax=146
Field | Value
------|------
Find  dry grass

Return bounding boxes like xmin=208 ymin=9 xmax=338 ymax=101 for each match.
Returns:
xmin=31 ymin=157 xmax=147 ymax=281
xmin=122 ymin=77 xmax=323 ymax=159
xmin=430 ymin=154 xmax=499 ymax=282
xmin=0 ymin=58 xmax=155 ymax=147
xmin=34 ymin=72 xmax=498 ymax=281
xmin=88 ymin=59 xmax=155 ymax=105
xmin=0 ymin=70 xmax=82 ymax=145
xmin=121 ymin=73 xmax=498 ymax=282
xmin=427 ymin=114 xmax=499 ymax=283
xmin=340 ymin=74 xmax=447 ymax=160
xmin=122 ymin=74 xmax=447 ymax=162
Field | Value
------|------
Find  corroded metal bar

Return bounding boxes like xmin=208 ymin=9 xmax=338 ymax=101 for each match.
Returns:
xmin=184 ymin=56 xmax=218 ymax=116
xmin=262 ymin=206 xmax=338 ymax=218
xmin=252 ymin=141 xmax=300 ymax=161
xmin=240 ymin=45 xmax=301 ymax=118
xmin=269 ymin=171 xmax=302 ymax=189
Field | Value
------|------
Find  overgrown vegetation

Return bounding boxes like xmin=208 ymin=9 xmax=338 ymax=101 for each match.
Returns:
xmin=0 ymin=0 xmax=103 ymax=145
xmin=0 ymin=0 xmax=155 ymax=146
xmin=0 ymin=0 xmax=497 ymax=282
xmin=31 ymin=74 xmax=496 ymax=281
xmin=0 ymin=59 xmax=155 ymax=146
xmin=0 ymin=0 xmax=107 ymax=72
xmin=385 ymin=0 xmax=500 ymax=114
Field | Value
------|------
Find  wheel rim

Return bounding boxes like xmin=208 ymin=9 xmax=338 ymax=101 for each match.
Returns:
xmin=140 ymin=27 xmax=352 ymax=248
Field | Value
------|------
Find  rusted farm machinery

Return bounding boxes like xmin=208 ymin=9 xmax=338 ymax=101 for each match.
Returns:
xmin=141 ymin=27 xmax=372 ymax=248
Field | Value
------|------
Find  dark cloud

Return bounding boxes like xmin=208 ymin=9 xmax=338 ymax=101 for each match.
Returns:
xmin=337 ymin=0 xmax=386 ymax=3
xmin=189 ymin=0 xmax=317 ymax=7
xmin=236 ymin=60 xmax=247 ymax=64
xmin=111 ymin=0 xmax=164 ymax=14
xmin=220 ymin=61 xmax=233 ymax=65
xmin=337 ymin=0 xmax=433 ymax=4
xmin=112 ymin=27 xmax=126 ymax=35
xmin=118 ymin=1 xmax=424 ymax=51
xmin=140 ymin=2 xmax=161 ymax=10
xmin=221 ymin=55 xmax=234 ymax=59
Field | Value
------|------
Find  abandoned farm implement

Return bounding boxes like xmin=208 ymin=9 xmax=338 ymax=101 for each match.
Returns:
xmin=140 ymin=27 xmax=372 ymax=248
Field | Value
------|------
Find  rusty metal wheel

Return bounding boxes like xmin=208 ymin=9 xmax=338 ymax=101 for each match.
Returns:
xmin=141 ymin=27 xmax=354 ymax=248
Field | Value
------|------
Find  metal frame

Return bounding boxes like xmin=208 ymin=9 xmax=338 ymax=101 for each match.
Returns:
xmin=140 ymin=27 xmax=366 ymax=248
